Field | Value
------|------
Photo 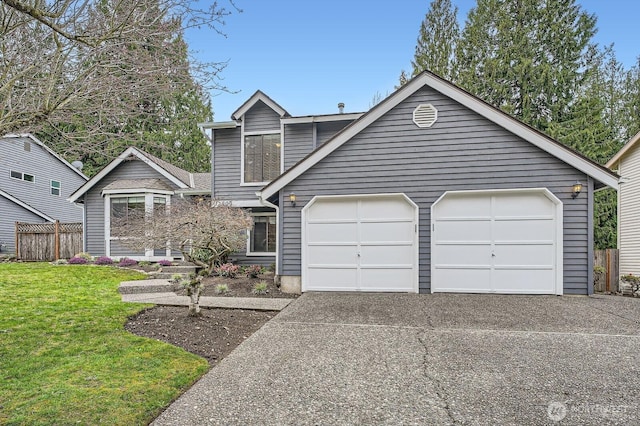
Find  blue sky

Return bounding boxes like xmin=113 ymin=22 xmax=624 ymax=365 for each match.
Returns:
xmin=185 ymin=0 xmax=640 ymax=121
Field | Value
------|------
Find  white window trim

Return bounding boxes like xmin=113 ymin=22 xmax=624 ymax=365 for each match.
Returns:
xmin=10 ymin=170 xmax=35 ymax=183
xmin=50 ymin=180 xmax=61 ymax=196
xmin=104 ymin=193 xmax=172 ymax=259
xmin=246 ymin=211 xmax=277 ymax=257
xmin=240 ymin=123 xmax=283 ymax=186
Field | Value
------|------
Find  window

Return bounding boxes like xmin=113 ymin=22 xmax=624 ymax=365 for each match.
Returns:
xmin=50 ymin=180 xmax=61 ymax=196
xmin=249 ymin=214 xmax=276 ymax=253
xmin=10 ymin=170 xmax=34 ymax=182
xmin=110 ymin=196 xmax=145 ymax=228
xmin=244 ymin=133 xmax=281 ymax=183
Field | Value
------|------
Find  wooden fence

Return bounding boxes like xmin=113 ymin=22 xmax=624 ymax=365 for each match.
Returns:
xmin=594 ymin=249 xmax=619 ymax=293
xmin=15 ymin=221 xmax=83 ymax=261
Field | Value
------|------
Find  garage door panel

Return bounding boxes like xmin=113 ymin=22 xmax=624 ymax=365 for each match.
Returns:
xmin=306 ymin=267 xmax=358 ymax=291
xmin=306 ymin=222 xmax=357 ymax=243
xmin=307 ymin=245 xmax=357 ymax=266
xmin=493 ymin=193 xmax=554 ymax=216
xmin=433 ymin=268 xmax=493 ymax=292
xmin=360 ymin=221 xmax=414 ymax=242
xmin=493 ymin=219 xmax=554 ymax=241
xmin=434 ymin=244 xmax=491 ymax=265
xmin=306 ymin=199 xmax=357 ymax=221
xmin=492 ymin=269 xmax=555 ymax=293
xmin=437 ymin=220 xmax=491 ymax=242
xmin=359 ymin=198 xmax=415 ymax=219
xmin=360 ymin=244 xmax=415 ymax=265
xmin=435 ymin=195 xmax=491 ymax=218
xmin=361 ymin=268 xmax=415 ymax=292
xmin=493 ymin=244 xmax=554 ymax=267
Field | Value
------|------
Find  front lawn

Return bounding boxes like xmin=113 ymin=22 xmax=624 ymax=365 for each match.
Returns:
xmin=0 ymin=263 xmax=209 ymax=425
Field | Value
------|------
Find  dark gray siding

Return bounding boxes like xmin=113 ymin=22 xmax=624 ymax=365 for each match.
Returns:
xmin=284 ymin=123 xmax=313 ymax=169
xmin=229 ymin=253 xmax=275 ymax=268
xmin=244 ymin=101 xmax=281 ymax=132
xmin=280 ymin=86 xmax=590 ymax=294
xmin=213 ymin=127 xmax=265 ymax=201
xmin=0 ymin=195 xmax=45 ymax=254
xmin=0 ymin=136 xmax=86 ymax=222
xmin=84 ymin=160 xmax=180 ymax=256
xmin=316 ymin=120 xmax=353 ymax=146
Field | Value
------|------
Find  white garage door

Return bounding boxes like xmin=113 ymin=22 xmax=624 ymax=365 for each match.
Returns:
xmin=431 ymin=189 xmax=563 ymax=295
xmin=303 ymin=194 xmax=418 ymax=292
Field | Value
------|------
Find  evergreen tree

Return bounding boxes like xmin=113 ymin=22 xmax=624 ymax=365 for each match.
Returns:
xmin=410 ymin=0 xmax=460 ymax=80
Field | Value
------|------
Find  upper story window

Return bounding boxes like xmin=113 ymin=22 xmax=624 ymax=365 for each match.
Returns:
xmin=244 ymin=133 xmax=281 ymax=183
xmin=10 ymin=170 xmax=35 ymax=182
xmin=50 ymin=180 xmax=61 ymax=196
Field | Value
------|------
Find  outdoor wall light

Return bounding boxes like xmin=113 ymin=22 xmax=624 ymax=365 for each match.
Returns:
xmin=289 ymin=192 xmax=296 ymax=207
xmin=572 ymin=181 xmax=583 ymax=198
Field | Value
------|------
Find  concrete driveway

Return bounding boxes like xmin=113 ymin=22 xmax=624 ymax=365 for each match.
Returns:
xmin=153 ymin=293 xmax=640 ymax=425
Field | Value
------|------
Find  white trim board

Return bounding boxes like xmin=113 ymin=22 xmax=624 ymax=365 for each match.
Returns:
xmin=232 ymin=90 xmax=289 ymax=121
xmin=259 ymin=71 xmax=618 ymax=201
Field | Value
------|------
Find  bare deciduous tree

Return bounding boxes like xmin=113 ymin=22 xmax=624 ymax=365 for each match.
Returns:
xmin=111 ymin=198 xmax=253 ymax=275
xmin=0 ymin=0 xmax=237 ymax=174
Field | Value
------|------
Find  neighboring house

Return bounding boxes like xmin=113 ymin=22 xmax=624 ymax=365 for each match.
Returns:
xmin=0 ymin=134 xmax=88 ymax=254
xmin=606 ymin=131 xmax=640 ymax=276
xmin=219 ymin=71 xmax=616 ymax=296
xmin=68 ymin=147 xmax=210 ymax=260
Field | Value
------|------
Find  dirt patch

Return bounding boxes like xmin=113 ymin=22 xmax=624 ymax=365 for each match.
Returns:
xmin=125 ymin=306 xmax=275 ymax=365
xmin=175 ymin=272 xmax=298 ymax=299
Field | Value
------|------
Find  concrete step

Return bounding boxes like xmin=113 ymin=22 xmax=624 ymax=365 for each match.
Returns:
xmin=161 ymin=265 xmax=197 ymax=274
xmin=118 ymin=279 xmax=176 ymax=294
xmin=149 ymin=272 xmax=193 ymax=280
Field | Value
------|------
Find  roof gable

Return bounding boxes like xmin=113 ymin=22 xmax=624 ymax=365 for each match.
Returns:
xmin=260 ymin=71 xmax=618 ymax=200
xmin=1 ymin=134 xmax=88 ymax=181
xmin=606 ymin=130 xmax=640 ymax=169
xmin=231 ymin=90 xmax=289 ymax=120
xmin=0 ymin=188 xmax=54 ymax=222
xmin=68 ymin=147 xmax=193 ymax=202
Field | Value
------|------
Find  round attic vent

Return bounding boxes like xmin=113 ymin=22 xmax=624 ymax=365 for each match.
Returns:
xmin=413 ymin=104 xmax=438 ymax=128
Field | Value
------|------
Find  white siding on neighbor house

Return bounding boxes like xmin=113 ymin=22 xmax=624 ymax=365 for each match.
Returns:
xmin=279 ymin=86 xmax=591 ymax=294
xmin=84 ymin=160 xmax=180 ymax=256
xmin=0 ymin=136 xmax=86 ymax=222
xmin=0 ymin=195 xmax=46 ymax=254
xmin=618 ymin=146 xmax=640 ymax=275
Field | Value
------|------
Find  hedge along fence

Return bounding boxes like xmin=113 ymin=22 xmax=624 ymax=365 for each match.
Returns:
xmin=15 ymin=221 xmax=83 ymax=261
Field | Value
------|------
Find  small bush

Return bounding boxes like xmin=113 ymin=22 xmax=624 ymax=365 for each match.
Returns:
xmin=245 ymin=264 xmax=262 ymax=278
xmin=118 ymin=258 xmax=137 ymax=267
xmin=74 ymin=252 xmax=92 ymax=261
xmin=51 ymin=259 xmax=68 ymax=265
xmin=158 ymin=259 xmax=173 ymax=267
xmin=215 ymin=284 xmax=229 ymax=294
xmin=138 ymin=260 xmax=151 ymax=266
xmin=68 ymin=257 xmax=88 ymax=265
xmin=268 ymin=262 xmax=276 ymax=272
xmin=252 ymin=281 xmax=269 ymax=295
xmin=215 ymin=263 xmax=239 ymax=278
xmin=170 ymin=274 xmax=183 ymax=285
xmin=94 ymin=256 xmax=113 ymax=265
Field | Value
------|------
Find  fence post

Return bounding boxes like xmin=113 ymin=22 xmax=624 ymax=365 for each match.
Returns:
xmin=15 ymin=222 xmax=19 ymax=259
xmin=606 ymin=249 xmax=611 ymax=293
xmin=54 ymin=220 xmax=60 ymax=261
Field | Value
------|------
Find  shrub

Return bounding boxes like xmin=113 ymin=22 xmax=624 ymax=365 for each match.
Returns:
xmin=74 ymin=252 xmax=92 ymax=261
xmin=118 ymin=258 xmax=137 ymax=267
xmin=245 ymin=264 xmax=262 ymax=278
xmin=252 ymin=281 xmax=269 ymax=295
xmin=138 ymin=260 xmax=151 ymax=266
xmin=94 ymin=256 xmax=113 ymax=265
xmin=268 ymin=262 xmax=276 ymax=272
xmin=51 ymin=259 xmax=68 ymax=265
xmin=214 ymin=263 xmax=239 ymax=278
xmin=158 ymin=259 xmax=173 ymax=267
xmin=68 ymin=256 xmax=88 ymax=265
xmin=170 ymin=274 xmax=183 ymax=285
xmin=215 ymin=284 xmax=229 ymax=294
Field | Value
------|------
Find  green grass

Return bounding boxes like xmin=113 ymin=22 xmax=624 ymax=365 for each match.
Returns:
xmin=0 ymin=263 xmax=209 ymax=425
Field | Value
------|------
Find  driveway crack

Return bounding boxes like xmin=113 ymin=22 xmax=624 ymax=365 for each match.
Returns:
xmin=418 ymin=334 xmax=459 ymax=425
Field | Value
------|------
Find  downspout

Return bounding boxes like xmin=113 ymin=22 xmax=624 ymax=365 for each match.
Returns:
xmin=257 ymin=191 xmax=280 ymax=276
xmin=587 ymin=176 xmax=594 ymax=295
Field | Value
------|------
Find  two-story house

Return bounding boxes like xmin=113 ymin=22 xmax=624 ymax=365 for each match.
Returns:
xmin=0 ymin=134 xmax=88 ymax=254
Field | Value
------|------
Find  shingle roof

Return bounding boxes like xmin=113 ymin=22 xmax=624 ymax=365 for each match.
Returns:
xmin=192 ymin=173 xmax=211 ymax=191
xmin=135 ymin=149 xmax=192 ymax=188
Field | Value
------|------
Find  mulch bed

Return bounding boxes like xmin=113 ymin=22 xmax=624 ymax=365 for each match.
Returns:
xmin=175 ymin=272 xmax=299 ymax=299
xmin=125 ymin=306 xmax=276 ymax=365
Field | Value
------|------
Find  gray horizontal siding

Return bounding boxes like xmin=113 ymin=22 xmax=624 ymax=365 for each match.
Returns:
xmin=213 ymin=127 xmax=264 ymax=201
xmin=0 ymin=195 xmax=46 ymax=254
xmin=84 ymin=160 xmax=180 ymax=257
xmin=229 ymin=252 xmax=275 ymax=268
xmin=244 ymin=101 xmax=281 ymax=132
xmin=284 ymin=123 xmax=313 ymax=169
xmin=280 ymin=85 xmax=590 ymax=294
xmin=316 ymin=120 xmax=353 ymax=146
xmin=0 ymin=136 xmax=86 ymax=222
